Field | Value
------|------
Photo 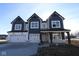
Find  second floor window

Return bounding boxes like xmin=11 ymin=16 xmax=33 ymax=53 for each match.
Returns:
xmin=30 ymin=21 xmax=39 ymax=29
xmin=15 ymin=24 xmax=22 ymax=30
xmin=51 ymin=21 xmax=60 ymax=28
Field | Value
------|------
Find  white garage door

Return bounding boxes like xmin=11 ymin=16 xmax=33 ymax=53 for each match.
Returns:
xmin=29 ymin=34 xmax=40 ymax=43
xmin=8 ymin=32 xmax=28 ymax=42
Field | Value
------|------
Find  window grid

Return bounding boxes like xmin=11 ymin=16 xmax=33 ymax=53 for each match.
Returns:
xmin=30 ymin=22 xmax=39 ymax=29
xmin=51 ymin=21 xmax=60 ymax=28
xmin=15 ymin=24 xmax=22 ymax=30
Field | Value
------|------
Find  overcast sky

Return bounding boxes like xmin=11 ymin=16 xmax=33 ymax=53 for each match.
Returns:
xmin=0 ymin=3 xmax=79 ymax=34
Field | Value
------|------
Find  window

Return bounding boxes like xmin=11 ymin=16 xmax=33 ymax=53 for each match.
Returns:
xmin=30 ymin=21 xmax=39 ymax=29
xmin=51 ymin=21 xmax=60 ymax=28
xmin=15 ymin=24 xmax=22 ymax=30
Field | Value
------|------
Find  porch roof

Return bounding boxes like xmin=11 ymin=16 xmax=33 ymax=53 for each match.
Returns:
xmin=7 ymin=31 xmax=28 ymax=33
xmin=40 ymin=29 xmax=70 ymax=33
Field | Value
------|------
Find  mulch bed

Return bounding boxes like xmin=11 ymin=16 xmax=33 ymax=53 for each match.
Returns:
xmin=36 ymin=44 xmax=79 ymax=56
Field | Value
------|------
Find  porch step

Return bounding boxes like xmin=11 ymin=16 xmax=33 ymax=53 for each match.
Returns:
xmin=52 ymin=40 xmax=65 ymax=43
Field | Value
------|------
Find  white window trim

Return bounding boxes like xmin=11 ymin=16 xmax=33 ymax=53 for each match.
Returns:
xmin=51 ymin=21 xmax=60 ymax=28
xmin=15 ymin=24 xmax=22 ymax=30
xmin=30 ymin=21 xmax=39 ymax=29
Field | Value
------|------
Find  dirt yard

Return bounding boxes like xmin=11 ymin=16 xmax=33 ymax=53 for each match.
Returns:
xmin=65 ymin=38 xmax=79 ymax=46
xmin=0 ymin=39 xmax=8 ymax=44
xmin=36 ymin=38 xmax=79 ymax=56
xmin=37 ymin=44 xmax=79 ymax=56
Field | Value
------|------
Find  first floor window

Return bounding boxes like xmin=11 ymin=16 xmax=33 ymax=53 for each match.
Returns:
xmin=30 ymin=21 xmax=39 ymax=29
xmin=15 ymin=24 xmax=22 ymax=30
xmin=51 ymin=21 xmax=60 ymax=28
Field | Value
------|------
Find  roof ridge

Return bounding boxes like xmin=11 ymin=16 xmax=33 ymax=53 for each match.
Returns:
xmin=27 ymin=13 xmax=43 ymax=21
xmin=11 ymin=16 xmax=25 ymax=24
xmin=46 ymin=11 xmax=65 ymax=21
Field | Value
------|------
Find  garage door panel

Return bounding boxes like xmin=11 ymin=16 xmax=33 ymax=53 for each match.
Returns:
xmin=8 ymin=32 xmax=28 ymax=42
xmin=29 ymin=34 xmax=40 ymax=43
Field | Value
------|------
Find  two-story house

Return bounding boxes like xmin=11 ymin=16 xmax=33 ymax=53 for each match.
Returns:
xmin=7 ymin=11 xmax=71 ymax=44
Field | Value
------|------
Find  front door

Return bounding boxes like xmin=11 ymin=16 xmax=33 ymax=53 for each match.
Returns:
xmin=42 ymin=33 xmax=49 ymax=43
xmin=52 ymin=34 xmax=60 ymax=43
xmin=52 ymin=34 xmax=61 ymax=43
xmin=53 ymin=34 xmax=59 ymax=40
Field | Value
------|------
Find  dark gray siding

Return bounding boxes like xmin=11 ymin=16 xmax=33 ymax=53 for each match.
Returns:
xmin=28 ymin=13 xmax=42 ymax=33
xmin=28 ymin=18 xmax=40 ymax=33
xmin=11 ymin=16 xmax=25 ymax=31
xmin=49 ymin=13 xmax=64 ymax=29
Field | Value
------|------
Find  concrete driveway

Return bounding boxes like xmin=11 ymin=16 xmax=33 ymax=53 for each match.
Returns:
xmin=0 ymin=42 xmax=39 ymax=56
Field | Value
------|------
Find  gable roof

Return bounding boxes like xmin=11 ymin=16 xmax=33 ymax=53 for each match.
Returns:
xmin=11 ymin=16 xmax=25 ymax=24
xmin=27 ymin=13 xmax=42 ymax=21
xmin=46 ymin=11 xmax=65 ymax=21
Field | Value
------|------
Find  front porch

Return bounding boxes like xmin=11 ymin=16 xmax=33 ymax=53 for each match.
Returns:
xmin=40 ymin=29 xmax=71 ymax=44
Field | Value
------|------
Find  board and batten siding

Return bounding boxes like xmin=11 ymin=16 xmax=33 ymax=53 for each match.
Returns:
xmin=25 ymin=23 xmax=29 ymax=30
xmin=7 ymin=32 xmax=28 ymax=42
xmin=40 ymin=22 xmax=48 ymax=29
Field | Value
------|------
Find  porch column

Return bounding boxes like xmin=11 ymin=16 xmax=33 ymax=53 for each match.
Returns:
xmin=66 ymin=32 xmax=71 ymax=45
xmin=61 ymin=32 xmax=65 ymax=40
xmin=50 ymin=32 xmax=52 ymax=44
xmin=40 ymin=33 xmax=43 ymax=44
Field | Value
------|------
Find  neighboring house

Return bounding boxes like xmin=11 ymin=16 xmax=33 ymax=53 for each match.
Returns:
xmin=7 ymin=11 xmax=70 ymax=43
xmin=0 ymin=35 xmax=8 ymax=40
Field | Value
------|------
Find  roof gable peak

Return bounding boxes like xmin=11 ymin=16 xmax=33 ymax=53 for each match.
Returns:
xmin=33 ymin=13 xmax=37 ymax=15
xmin=46 ymin=11 xmax=65 ymax=20
xmin=11 ymin=16 xmax=24 ymax=24
xmin=27 ymin=13 xmax=42 ymax=21
xmin=31 ymin=13 xmax=39 ymax=18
